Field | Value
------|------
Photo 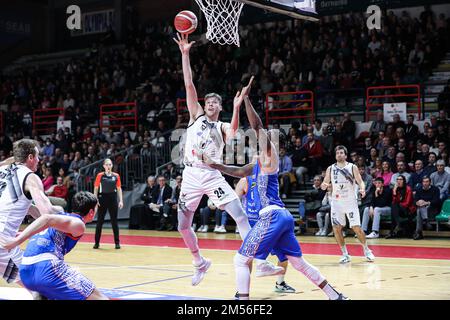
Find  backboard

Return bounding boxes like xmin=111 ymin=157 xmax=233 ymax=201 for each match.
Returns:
xmin=236 ymin=0 xmax=319 ymax=21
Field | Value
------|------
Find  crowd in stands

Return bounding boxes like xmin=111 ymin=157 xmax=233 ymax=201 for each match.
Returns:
xmin=279 ymin=110 xmax=450 ymax=240
xmin=1 ymin=6 xmax=450 ymax=235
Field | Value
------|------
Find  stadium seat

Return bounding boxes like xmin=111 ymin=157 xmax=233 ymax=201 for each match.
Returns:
xmin=435 ymin=199 xmax=450 ymax=231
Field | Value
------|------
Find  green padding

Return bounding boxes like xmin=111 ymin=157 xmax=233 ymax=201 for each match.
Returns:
xmin=436 ymin=200 xmax=450 ymax=222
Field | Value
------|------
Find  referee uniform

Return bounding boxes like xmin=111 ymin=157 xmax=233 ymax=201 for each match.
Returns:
xmin=94 ymin=171 xmax=122 ymax=248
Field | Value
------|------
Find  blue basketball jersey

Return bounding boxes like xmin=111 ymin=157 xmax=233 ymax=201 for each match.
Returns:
xmin=245 ymin=159 xmax=285 ymax=221
xmin=23 ymin=212 xmax=83 ymax=260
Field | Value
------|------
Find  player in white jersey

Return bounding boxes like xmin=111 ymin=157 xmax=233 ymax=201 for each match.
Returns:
xmin=321 ymin=145 xmax=375 ymax=264
xmin=0 ymin=139 xmax=63 ymax=288
xmin=173 ymin=33 xmax=252 ymax=286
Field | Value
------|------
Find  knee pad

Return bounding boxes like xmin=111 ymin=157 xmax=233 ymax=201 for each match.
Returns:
xmin=234 ymin=253 xmax=252 ymax=267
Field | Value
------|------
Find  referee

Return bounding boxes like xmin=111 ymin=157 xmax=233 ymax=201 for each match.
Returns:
xmin=93 ymin=158 xmax=123 ymax=249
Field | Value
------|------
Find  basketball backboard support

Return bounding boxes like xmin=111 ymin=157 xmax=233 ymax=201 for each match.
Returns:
xmin=236 ymin=0 xmax=319 ymax=21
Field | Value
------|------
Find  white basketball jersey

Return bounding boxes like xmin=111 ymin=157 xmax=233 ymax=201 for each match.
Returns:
xmin=0 ymin=164 xmax=33 ymax=237
xmin=330 ymin=162 xmax=357 ymax=203
xmin=183 ymin=114 xmax=225 ymax=169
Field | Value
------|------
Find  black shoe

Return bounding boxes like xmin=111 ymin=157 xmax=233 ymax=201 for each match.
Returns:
xmin=413 ymin=232 xmax=424 ymax=240
xmin=93 ymin=243 xmax=99 ymax=249
xmin=425 ymin=223 xmax=433 ymax=231
xmin=385 ymin=232 xmax=397 ymax=239
xmin=334 ymin=293 xmax=350 ymax=300
xmin=157 ymin=225 xmax=166 ymax=231
xmin=115 ymin=244 xmax=121 ymax=249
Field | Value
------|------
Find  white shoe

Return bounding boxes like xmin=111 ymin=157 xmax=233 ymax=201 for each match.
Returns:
xmin=192 ymin=257 xmax=212 ymax=286
xmin=235 ymin=227 xmax=240 ymax=234
xmin=365 ymin=249 xmax=375 ymax=262
xmin=213 ymin=225 xmax=220 ymax=233
xmin=281 ymin=194 xmax=287 ymax=199
xmin=342 ymin=231 xmax=347 ymax=237
xmin=315 ymin=228 xmax=323 ymax=236
xmin=320 ymin=230 xmax=328 ymax=236
xmin=191 ymin=223 xmax=197 ymax=232
xmin=197 ymin=225 xmax=204 ymax=233
xmin=255 ymin=261 xmax=285 ymax=277
xmin=366 ymin=231 xmax=379 ymax=239
xmin=216 ymin=225 xmax=227 ymax=234
xmin=339 ymin=254 xmax=351 ymax=264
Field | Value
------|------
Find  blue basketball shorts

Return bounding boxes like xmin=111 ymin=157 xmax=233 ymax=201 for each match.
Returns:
xmin=20 ymin=259 xmax=95 ymax=300
xmin=241 ymin=207 xmax=302 ymax=262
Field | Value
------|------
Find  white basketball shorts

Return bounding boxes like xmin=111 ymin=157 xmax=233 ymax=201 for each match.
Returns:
xmin=0 ymin=247 xmax=23 ymax=284
xmin=179 ymin=166 xmax=238 ymax=212
xmin=330 ymin=200 xmax=361 ymax=228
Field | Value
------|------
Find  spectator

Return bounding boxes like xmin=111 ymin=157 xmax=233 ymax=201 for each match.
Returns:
xmin=305 ymin=175 xmax=326 ymax=216
xmin=304 ymin=132 xmax=324 ymax=176
xmin=362 ymin=137 xmax=374 ymax=161
xmin=45 ymin=176 xmax=69 ymax=208
xmin=151 ymin=176 xmax=173 ymax=231
xmin=68 ymin=151 xmax=85 ymax=173
xmin=369 ymin=112 xmax=386 ymax=138
xmin=423 ymin=152 xmax=438 ymax=176
xmin=341 ymin=113 xmax=356 ymax=149
xmin=390 ymin=161 xmax=411 ymax=187
xmin=385 ymin=175 xmax=415 ymax=239
xmin=357 ymin=164 xmax=374 ymax=220
xmin=198 ymin=198 xmax=228 ymax=233
xmin=430 ymin=160 xmax=450 ymax=201
xmin=382 ymin=146 xmax=396 ymax=169
xmin=362 ymin=177 xmax=393 ymax=239
xmin=409 ymin=159 xmax=427 ymax=191
xmin=42 ymin=138 xmax=55 ymax=157
xmin=290 ymin=137 xmax=308 ymax=185
xmin=375 ymin=161 xmax=394 ymax=187
xmin=315 ymin=191 xmax=331 ymax=237
xmin=313 ymin=119 xmax=323 ymax=137
xmin=278 ymin=146 xmax=295 ymax=199
xmin=319 ymin=126 xmax=333 ymax=165
xmin=405 ymin=114 xmax=419 ymax=142
xmin=413 ymin=176 xmax=441 ymax=240
xmin=41 ymin=167 xmax=54 ymax=192
xmin=58 ymin=154 xmax=71 ymax=173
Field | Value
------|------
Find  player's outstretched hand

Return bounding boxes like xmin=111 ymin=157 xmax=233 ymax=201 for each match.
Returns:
xmin=233 ymin=76 xmax=254 ymax=109
xmin=173 ymin=33 xmax=195 ymax=54
xmin=241 ymin=75 xmax=254 ymax=97
xmin=0 ymin=234 xmax=19 ymax=251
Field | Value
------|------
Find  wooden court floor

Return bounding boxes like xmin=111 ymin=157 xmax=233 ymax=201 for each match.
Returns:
xmin=1 ymin=229 xmax=450 ymax=300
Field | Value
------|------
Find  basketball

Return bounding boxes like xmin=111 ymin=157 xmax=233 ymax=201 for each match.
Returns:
xmin=174 ymin=10 xmax=198 ymax=35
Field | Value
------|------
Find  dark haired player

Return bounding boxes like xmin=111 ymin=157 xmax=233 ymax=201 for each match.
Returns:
xmin=0 ymin=191 xmax=109 ymax=300
xmin=321 ymin=146 xmax=375 ymax=264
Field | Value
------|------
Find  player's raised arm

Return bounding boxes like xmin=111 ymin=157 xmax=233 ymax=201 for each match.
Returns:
xmin=243 ymin=91 xmax=278 ymax=172
xmin=173 ymin=33 xmax=202 ymax=122
xmin=25 ymin=174 xmax=64 ymax=216
xmin=223 ymin=76 xmax=255 ymax=142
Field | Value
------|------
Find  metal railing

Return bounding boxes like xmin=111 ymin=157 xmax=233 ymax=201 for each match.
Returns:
xmin=74 ymin=130 xmax=178 ymax=192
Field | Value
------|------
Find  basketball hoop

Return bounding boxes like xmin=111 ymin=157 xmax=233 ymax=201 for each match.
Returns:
xmin=194 ymin=0 xmax=244 ymax=47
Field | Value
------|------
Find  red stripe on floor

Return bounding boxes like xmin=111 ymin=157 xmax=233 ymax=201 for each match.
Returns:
xmin=79 ymin=233 xmax=450 ymax=260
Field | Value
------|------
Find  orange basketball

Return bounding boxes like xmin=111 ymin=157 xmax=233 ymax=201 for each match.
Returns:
xmin=174 ymin=10 xmax=198 ymax=35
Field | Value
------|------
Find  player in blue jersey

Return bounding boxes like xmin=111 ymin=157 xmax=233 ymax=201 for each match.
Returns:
xmin=235 ymin=176 xmax=296 ymax=293
xmin=200 ymin=86 xmax=347 ymax=300
xmin=0 ymin=191 xmax=108 ymax=300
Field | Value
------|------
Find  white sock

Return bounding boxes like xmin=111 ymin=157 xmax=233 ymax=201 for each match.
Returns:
xmin=341 ymin=245 xmax=348 ymax=255
xmin=321 ymin=282 xmax=340 ymax=300
xmin=362 ymin=243 xmax=369 ymax=252
xmin=277 ymin=274 xmax=285 ymax=284
xmin=234 ymin=254 xmax=251 ymax=297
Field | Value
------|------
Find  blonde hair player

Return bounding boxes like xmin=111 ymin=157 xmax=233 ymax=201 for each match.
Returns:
xmin=321 ymin=146 xmax=375 ymax=264
xmin=173 ymin=33 xmax=253 ymax=286
xmin=0 ymin=139 xmax=65 ymax=296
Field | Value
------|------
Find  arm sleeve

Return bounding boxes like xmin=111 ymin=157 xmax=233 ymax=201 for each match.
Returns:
xmin=94 ymin=173 xmax=103 ymax=188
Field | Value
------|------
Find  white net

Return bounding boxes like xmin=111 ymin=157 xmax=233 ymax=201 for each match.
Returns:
xmin=194 ymin=0 xmax=244 ymax=47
